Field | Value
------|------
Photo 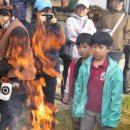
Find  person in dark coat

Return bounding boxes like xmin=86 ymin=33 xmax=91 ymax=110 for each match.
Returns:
xmin=0 ymin=1 xmax=35 ymax=129
xmin=31 ymin=0 xmax=65 ymax=104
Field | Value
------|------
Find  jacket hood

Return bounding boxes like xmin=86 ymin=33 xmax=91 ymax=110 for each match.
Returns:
xmin=84 ymin=56 xmax=118 ymax=69
xmin=34 ymin=0 xmax=52 ymax=11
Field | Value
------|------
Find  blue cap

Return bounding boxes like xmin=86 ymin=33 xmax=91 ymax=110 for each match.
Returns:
xmin=34 ymin=0 xmax=52 ymax=11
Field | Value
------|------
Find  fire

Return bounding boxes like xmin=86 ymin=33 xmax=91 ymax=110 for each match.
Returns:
xmin=28 ymin=78 xmax=56 ymax=130
xmin=28 ymin=23 xmax=65 ymax=129
xmin=5 ymin=19 xmax=65 ymax=129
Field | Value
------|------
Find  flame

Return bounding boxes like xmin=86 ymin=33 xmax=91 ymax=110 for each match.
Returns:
xmin=5 ymin=18 xmax=65 ymax=130
xmin=27 ymin=79 xmax=57 ymax=130
xmin=32 ymin=22 xmax=65 ymax=77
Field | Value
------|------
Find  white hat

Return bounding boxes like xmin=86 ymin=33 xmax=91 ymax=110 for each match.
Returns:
xmin=76 ymin=0 xmax=89 ymax=8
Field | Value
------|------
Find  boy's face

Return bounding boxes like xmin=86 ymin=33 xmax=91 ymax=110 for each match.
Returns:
xmin=76 ymin=5 xmax=89 ymax=17
xmin=92 ymin=44 xmax=110 ymax=60
xmin=77 ymin=43 xmax=91 ymax=59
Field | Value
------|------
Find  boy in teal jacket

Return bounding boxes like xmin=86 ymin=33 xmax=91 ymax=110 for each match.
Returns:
xmin=72 ymin=31 xmax=123 ymax=130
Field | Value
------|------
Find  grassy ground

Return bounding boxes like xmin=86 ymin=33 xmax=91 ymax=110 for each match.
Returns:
xmin=55 ymin=95 xmax=130 ymax=130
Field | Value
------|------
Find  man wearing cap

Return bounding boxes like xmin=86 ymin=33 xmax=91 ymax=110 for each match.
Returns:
xmin=61 ymin=0 xmax=96 ymax=103
xmin=97 ymin=0 xmax=130 ymax=94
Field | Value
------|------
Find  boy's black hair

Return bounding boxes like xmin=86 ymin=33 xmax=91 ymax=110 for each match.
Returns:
xmin=91 ymin=31 xmax=113 ymax=47
xmin=76 ymin=33 xmax=92 ymax=46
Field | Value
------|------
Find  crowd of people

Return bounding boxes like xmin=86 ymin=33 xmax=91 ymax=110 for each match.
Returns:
xmin=0 ymin=0 xmax=130 ymax=130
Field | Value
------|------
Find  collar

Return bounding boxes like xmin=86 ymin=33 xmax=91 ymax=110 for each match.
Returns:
xmin=110 ymin=8 xmax=124 ymax=13
xmin=91 ymin=57 xmax=109 ymax=68
xmin=3 ymin=16 xmax=15 ymax=29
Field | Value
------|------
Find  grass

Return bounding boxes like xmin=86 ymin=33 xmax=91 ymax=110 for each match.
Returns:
xmin=55 ymin=95 xmax=130 ymax=130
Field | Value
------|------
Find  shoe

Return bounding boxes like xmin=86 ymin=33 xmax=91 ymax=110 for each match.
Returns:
xmin=123 ymin=90 xmax=130 ymax=95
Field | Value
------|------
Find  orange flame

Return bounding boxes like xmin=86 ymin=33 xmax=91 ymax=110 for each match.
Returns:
xmin=6 ymin=19 xmax=65 ymax=130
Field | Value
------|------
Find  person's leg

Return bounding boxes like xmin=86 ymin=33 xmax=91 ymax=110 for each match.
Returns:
xmin=0 ymin=113 xmax=9 ymax=130
xmin=123 ymin=46 xmax=130 ymax=94
xmin=80 ymin=110 xmax=96 ymax=130
xmin=8 ymin=94 xmax=25 ymax=130
xmin=0 ymin=112 xmax=12 ymax=130
xmin=61 ymin=58 xmax=72 ymax=100
xmin=72 ymin=118 xmax=80 ymax=130
xmin=96 ymin=112 xmax=113 ymax=130
xmin=43 ymin=75 xmax=56 ymax=104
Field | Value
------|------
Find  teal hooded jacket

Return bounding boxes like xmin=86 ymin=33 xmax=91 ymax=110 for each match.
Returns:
xmin=72 ymin=56 xmax=123 ymax=128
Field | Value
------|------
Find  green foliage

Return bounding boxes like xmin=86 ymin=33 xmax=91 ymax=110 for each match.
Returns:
xmin=55 ymin=96 xmax=130 ymax=130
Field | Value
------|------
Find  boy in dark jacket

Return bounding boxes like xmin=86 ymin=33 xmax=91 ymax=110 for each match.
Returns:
xmin=63 ymin=33 xmax=92 ymax=130
xmin=73 ymin=32 xmax=123 ymax=130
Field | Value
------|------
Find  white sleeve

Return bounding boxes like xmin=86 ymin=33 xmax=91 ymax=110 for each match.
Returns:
xmin=65 ymin=18 xmax=78 ymax=43
xmin=64 ymin=67 xmax=71 ymax=96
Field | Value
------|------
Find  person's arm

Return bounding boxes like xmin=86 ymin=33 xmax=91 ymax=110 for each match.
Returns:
xmin=63 ymin=67 xmax=71 ymax=103
xmin=124 ymin=14 xmax=130 ymax=45
xmin=107 ymin=67 xmax=123 ymax=128
xmin=80 ymin=20 xmax=96 ymax=35
xmin=72 ymin=66 xmax=84 ymax=118
xmin=65 ymin=18 xmax=79 ymax=43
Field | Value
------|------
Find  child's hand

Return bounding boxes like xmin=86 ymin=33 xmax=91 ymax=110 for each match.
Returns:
xmin=62 ymin=96 xmax=70 ymax=104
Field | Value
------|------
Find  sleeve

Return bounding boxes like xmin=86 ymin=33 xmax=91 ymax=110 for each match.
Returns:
xmin=65 ymin=18 xmax=79 ymax=43
xmin=124 ymin=14 xmax=130 ymax=45
xmin=107 ymin=68 xmax=123 ymax=127
xmin=64 ymin=67 xmax=70 ymax=96
xmin=72 ymin=66 xmax=83 ymax=117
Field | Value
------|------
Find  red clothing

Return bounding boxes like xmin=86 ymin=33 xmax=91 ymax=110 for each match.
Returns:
xmin=86 ymin=57 xmax=108 ymax=112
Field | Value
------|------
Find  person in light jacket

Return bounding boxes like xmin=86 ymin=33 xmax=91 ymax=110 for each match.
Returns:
xmin=61 ymin=0 xmax=96 ymax=101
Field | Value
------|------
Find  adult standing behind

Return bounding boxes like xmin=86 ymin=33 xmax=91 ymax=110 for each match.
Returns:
xmin=31 ymin=0 xmax=65 ymax=104
xmin=0 ymin=1 xmax=35 ymax=129
xmin=97 ymin=0 xmax=130 ymax=94
xmin=61 ymin=0 xmax=96 ymax=101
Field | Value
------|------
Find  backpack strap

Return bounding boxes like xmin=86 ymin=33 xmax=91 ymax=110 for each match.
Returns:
xmin=110 ymin=13 xmax=125 ymax=36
